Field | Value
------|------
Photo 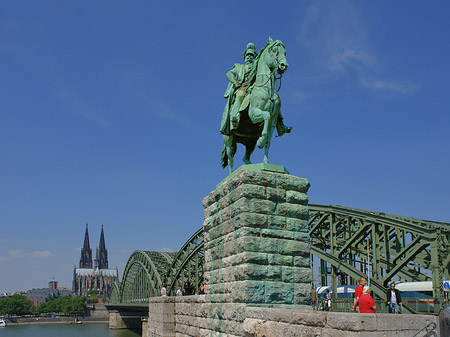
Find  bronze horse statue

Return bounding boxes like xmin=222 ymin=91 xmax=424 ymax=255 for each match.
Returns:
xmin=221 ymin=39 xmax=290 ymax=174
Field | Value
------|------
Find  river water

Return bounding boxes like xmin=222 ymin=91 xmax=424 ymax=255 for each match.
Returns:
xmin=0 ymin=324 xmax=140 ymax=337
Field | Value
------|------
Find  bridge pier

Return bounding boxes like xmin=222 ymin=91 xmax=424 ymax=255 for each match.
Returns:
xmin=203 ymin=164 xmax=311 ymax=309
xmin=108 ymin=307 xmax=147 ymax=332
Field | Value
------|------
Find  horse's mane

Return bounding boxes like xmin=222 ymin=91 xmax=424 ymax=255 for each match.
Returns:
xmin=246 ymin=40 xmax=284 ymax=91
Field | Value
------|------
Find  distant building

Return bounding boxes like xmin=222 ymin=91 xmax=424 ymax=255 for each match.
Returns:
xmin=48 ymin=280 xmax=58 ymax=289
xmin=72 ymin=224 xmax=119 ymax=297
xmin=27 ymin=283 xmax=72 ymax=307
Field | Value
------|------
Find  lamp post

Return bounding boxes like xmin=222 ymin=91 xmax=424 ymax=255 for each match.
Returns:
xmin=367 ymin=237 xmax=370 ymax=287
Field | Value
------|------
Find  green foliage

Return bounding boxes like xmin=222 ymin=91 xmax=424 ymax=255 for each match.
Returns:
xmin=38 ymin=296 xmax=86 ymax=315
xmin=87 ymin=290 xmax=98 ymax=296
xmin=86 ymin=295 xmax=98 ymax=304
xmin=0 ymin=294 xmax=33 ymax=315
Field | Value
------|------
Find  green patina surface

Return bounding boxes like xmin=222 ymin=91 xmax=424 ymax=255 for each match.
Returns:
xmin=204 ymin=166 xmax=311 ymax=311
xmin=220 ymin=39 xmax=292 ymax=174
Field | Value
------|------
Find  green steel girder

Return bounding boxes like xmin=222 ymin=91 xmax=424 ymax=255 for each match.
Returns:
xmin=308 ymin=204 xmax=450 ymax=313
xmin=110 ymin=231 xmax=203 ymax=304
xmin=109 ymin=204 xmax=449 ymax=313
xmin=165 ymin=227 xmax=204 ymax=295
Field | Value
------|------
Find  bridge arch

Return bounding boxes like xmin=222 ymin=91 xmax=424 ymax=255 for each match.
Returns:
xmin=119 ymin=250 xmax=174 ymax=303
xmin=109 ymin=204 xmax=449 ymax=312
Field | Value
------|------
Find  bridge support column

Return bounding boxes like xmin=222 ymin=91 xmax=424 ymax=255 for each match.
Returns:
xmin=109 ymin=310 xmax=127 ymax=329
xmin=203 ymin=164 xmax=311 ymax=309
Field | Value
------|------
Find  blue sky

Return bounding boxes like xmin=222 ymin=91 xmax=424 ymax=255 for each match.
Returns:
xmin=1 ymin=1 xmax=449 ymax=292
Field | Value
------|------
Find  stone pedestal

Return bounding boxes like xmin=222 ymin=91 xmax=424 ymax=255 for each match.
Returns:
xmin=202 ymin=164 xmax=311 ymax=308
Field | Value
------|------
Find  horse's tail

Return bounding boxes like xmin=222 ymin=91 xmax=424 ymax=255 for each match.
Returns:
xmin=221 ymin=144 xmax=228 ymax=169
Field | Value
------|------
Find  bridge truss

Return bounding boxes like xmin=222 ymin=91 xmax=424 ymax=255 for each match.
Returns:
xmin=110 ymin=228 xmax=204 ymax=303
xmin=309 ymin=204 xmax=449 ymax=313
xmin=109 ymin=204 xmax=449 ymax=313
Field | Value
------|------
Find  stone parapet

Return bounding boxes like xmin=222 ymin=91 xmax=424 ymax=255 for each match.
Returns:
xmin=147 ymin=297 xmax=176 ymax=337
xmin=202 ymin=165 xmax=311 ymax=309
xmin=145 ymin=296 xmax=440 ymax=337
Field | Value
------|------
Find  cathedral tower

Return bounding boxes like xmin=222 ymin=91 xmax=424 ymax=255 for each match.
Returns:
xmin=73 ymin=224 xmax=119 ymax=296
xmin=79 ymin=223 xmax=93 ymax=268
xmin=94 ymin=225 xmax=108 ymax=269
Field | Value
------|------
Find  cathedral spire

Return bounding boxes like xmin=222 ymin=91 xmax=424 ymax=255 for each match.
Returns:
xmin=95 ymin=225 xmax=108 ymax=269
xmin=79 ymin=223 xmax=93 ymax=268
xmin=83 ymin=223 xmax=91 ymax=250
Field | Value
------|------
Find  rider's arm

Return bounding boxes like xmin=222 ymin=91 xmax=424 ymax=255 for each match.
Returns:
xmin=226 ymin=65 xmax=240 ymax=87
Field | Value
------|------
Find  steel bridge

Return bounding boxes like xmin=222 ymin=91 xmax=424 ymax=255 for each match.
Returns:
xmin=109 ymin=204 xmax=449 ymax=313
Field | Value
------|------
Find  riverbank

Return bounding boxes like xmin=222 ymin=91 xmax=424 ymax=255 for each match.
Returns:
xmin=4 ymin=315 xmax=108 ymax=326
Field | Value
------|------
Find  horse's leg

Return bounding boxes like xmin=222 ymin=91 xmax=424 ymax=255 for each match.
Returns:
xmin=257 ymin=110 xmax=271 ymax=149
xmin=243 ymin=141 xmax=256 ymax=165
xmin=249 ymin=107 xmax=270 ymax=149
xmin=225 ymin=135 xmax=236 ymax=175
xmin=263 ymin=119 xmax=277 ymax=164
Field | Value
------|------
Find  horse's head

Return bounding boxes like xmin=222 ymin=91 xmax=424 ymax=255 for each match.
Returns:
xmin=265 ymin=39 xmax=288 ymax=74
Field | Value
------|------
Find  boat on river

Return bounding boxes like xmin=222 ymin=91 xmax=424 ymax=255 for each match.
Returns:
xmin=0 ymin=319 xmax=6 ymax=327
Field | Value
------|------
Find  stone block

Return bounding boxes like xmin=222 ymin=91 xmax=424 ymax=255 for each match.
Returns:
xmin=399 ymin=314 xmax=437 ymax=331
xmin=267 ymin=253 xmax=293 ymax=266
xmin=276 ymin=203 xmax=309 ymax=219
xmin=265 ymin=281 xmax=294 ymax=304
xmin=294 ymin=283 xmax=312 ymax=305
xmin=326 ymin=312 xmax=377 ymax=331
xmin=286 ymin=190 xmax=309 ymax=204
xmin=293 ymin=255 xmax=311 ymax=268
xmin=284 ymin=175 xmax=310 ymax=193
xmin=282 ymin=266 xmax=311 ymax=283
xmin=266 ymin=186 xmax=286 ymax=201
xmin=267 ymin=215 xmax=287 ymax=230
xmin=322 ymin=328 xmax=359 ymax=337
xmin=286 ymin=218 xmax=309 ymax=232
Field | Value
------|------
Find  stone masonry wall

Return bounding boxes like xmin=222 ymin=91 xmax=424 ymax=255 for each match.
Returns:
xmin=146 ymin=296 xmax=439 ymax=337
xmin=202 ymin=165 xmax=312 ymax=309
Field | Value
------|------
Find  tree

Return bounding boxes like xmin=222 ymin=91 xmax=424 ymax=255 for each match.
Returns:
xmin=0 ymin=294 xmax=33 ymax=316
xmin=38 ymin=296 xmax=86 ymax=315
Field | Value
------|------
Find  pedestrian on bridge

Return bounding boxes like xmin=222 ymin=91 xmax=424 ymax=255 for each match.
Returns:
xmin=386 ymin=282 xmax=402 ymax=314
xmin=160 ymin=283 xmax=167 ymax=297
xmin=359 ymin=286 xmax=376 ymax=313
xmin=311 ymin=285 xmax=318 ymax=311
xmin=351 ymin=277 xmax=367 ymax=312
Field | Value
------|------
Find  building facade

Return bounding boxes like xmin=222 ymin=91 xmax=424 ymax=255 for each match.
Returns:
xmin=72 ymin=224 xmax=119 ymax=297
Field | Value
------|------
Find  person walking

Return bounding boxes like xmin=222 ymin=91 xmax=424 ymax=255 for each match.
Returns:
xmin=176 ymin=286 xmax=183 ymax=296
xmin=311 ymin=285 xmax=319 ymax=311
xmin=359 ymin=286 xmax=376 ymax=313
xmin=351 ymin=277 xmax=367 ymax=312
xmin=325 ymin=288 xmax=332 ymax=311
xmin=160 ymin=283 xmax=167 ymax=297
xmin=386 ymin=282 xmax=402 ymax=313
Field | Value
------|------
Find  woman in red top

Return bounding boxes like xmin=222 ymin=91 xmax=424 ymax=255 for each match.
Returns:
xmin=359 ymin=286 xmax=376 ymax=313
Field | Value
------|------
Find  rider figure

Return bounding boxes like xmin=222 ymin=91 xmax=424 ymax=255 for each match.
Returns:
xmin=220 ymin=42 xmax=292 ymax=137
xmin=220 ymin=42 xmax=257 ymax=135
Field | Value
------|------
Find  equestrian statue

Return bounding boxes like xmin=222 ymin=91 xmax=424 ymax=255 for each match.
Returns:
xmin=220 ymin=38 xmax=291 ymax=174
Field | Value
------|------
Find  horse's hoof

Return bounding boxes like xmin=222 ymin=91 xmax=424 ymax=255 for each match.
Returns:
xmin=257 ymin=137 xmax=265 ymax=149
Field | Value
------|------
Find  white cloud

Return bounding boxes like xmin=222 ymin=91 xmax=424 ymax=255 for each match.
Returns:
xmin=8 ymin=250 xmax=24 ymax=258
xmin=0 ymin=256 xmax=10 ymax=262
xmin=7 ymin=249 xmax=54 ymax=259
xmin=360 ymin=78 xmax=419 ymax=94
xmin=160 ymin=247 xmax=174 ymax=253
xmin=32 ymin=250 xmax=54 ymax=258
xmin=298 ymin=1 xmax=417 ymax=95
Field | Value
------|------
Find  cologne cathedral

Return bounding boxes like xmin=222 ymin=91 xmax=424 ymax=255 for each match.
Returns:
xmin=72 ymin=224 xmax=119 ymax=296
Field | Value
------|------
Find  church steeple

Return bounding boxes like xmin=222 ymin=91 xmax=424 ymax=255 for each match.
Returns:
xmin=79 ymin=223 xmax=93 ymax=268
xmin=94 ymin=225 xmax=108 ymax=269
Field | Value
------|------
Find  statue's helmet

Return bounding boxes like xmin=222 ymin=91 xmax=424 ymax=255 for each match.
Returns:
xmin=243 ymin=43 xmax=257 ymax=59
